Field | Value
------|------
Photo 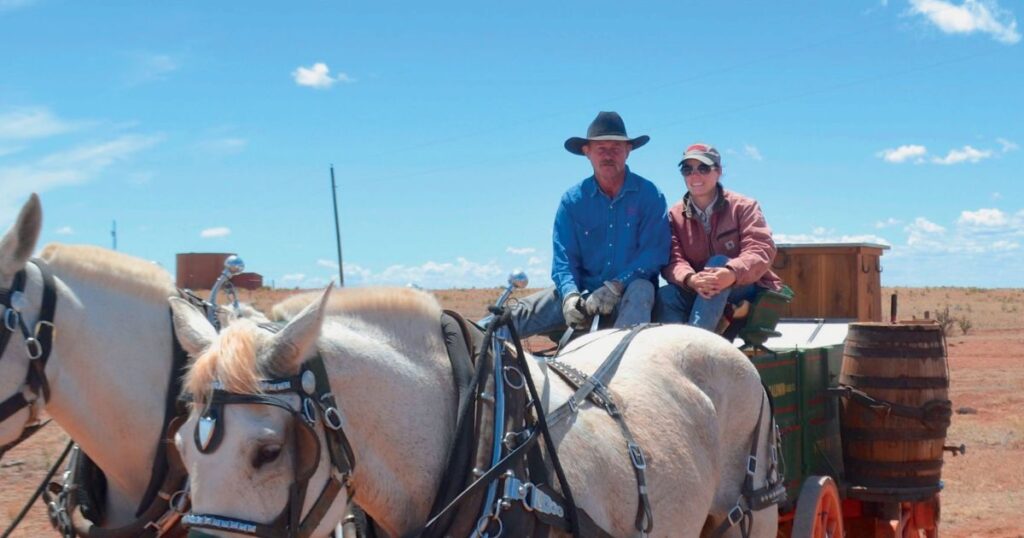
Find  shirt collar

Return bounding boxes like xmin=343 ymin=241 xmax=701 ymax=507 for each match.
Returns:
xmin=586 ymin=166 xmax=638 ymax=199
xmin=682 ymin=184 xmax=726 ymax=218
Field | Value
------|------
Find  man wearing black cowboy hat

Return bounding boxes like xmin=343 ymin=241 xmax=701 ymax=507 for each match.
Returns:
xmin=507 ymin=111 xmax=670 ymax=337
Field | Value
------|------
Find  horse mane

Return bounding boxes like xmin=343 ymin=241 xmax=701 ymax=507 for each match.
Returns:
xmin=187 ymin=287 xmax=443 ymax=401
xmin=184 ymin=318 xmax=266 ymax=401
xmin=39 ymin=243 xmax=176 ymax=304
xmin=271 ymin=286 xmax=442 ymax=322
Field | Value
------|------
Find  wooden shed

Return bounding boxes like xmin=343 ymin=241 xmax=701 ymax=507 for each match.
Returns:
xmin=772 ymin=243 xmax=889 ymax=322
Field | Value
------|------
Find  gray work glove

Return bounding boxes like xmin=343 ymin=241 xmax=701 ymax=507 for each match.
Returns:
xmin=585 ymin=280 xmax=624 ymax=316
xmin=561 ymin=292 xmax=587 ymax=329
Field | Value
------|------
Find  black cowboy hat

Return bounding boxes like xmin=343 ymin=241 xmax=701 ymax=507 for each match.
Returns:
xmin=564 ymin=111 xmax=650 ymax=155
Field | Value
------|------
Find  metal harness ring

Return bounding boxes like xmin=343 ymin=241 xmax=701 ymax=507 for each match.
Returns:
xmin=502 ymin=365 xmax=525 ymax=390
xmin=25 ymin=337 xmax=43 ymax=360
xmin=4 ymin=308 xmax=18 ymax=331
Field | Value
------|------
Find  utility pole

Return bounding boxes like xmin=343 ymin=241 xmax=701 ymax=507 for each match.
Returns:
xmin=330 ymin=165 xmax=345 ymax=286
xmin=111 ymin=220 xmax=117 ymax=251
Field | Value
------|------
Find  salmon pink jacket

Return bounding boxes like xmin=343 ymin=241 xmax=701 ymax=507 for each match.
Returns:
xmin=662 ymin=185 xmax=783 ymax=291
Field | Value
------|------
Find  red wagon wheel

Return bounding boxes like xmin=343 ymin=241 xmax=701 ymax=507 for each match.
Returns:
xmin=792 ymin=476 xmax=844 ymax=538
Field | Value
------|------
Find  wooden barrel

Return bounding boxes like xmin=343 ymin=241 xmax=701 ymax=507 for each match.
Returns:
xmin=839 ymin=322 xmax=951 ymax=491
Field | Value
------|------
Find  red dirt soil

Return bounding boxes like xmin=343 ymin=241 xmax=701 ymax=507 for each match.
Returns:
xmin=2 ymin=287 xmax=1022 ymax=537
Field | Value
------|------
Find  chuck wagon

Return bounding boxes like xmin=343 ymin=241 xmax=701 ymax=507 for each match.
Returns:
xmin=732 ymin=243 xmax=957 ymax=537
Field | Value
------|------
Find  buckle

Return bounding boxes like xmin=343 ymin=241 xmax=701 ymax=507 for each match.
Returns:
xmin=568 ymin=396 xmax=579 ymax=413
xmin=524 ymin=484 xmax=565 ymax=518
xmin=323 ymin=406 xmax=344 ymax=430
xmin=628 ymin=442 xmax=647 ymax=470
xmin=746 ymin=455 xmax=757 ymax=476
xmin=605 ymin=400 xmax=620 ymax=417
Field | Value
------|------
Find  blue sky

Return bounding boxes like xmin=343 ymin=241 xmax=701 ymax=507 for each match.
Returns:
xmin=1 ymin=1 xmax=1022 ymax=289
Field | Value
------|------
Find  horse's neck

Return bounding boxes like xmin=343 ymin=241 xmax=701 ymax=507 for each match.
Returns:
xmin=323 ymin=318 xmax=456 ymax=537
xmin=46 ymin=274 xmax=174 ymax=525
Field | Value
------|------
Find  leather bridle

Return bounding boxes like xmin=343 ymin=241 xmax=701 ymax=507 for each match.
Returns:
xmin=179 ymin=355 xmax=355 ymax=538
xmin=0 ymin=258 xmax=57 ymax=458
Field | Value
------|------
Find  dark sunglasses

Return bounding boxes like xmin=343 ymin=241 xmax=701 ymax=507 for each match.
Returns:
xmin=681 ymin=164 xmax=717 ymax=177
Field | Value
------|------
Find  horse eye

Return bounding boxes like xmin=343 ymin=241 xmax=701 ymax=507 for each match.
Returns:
xmin=251 ymin=444 xmax=282 ymax=470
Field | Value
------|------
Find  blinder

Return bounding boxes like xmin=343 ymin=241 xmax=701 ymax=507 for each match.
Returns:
xmin=181 ymin=358 xmax=354 ymax=538
xmin=0 ymin=259 xmax=58 ymax=453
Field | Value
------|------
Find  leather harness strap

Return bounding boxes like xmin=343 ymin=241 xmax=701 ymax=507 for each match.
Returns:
xmin=707 ymin=389 xmax=787 ymax=538
xmin=0 ymin=259 xmax=57 ymax=455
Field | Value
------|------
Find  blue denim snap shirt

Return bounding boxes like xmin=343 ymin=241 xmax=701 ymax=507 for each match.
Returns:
xmin=551 ymin=167 xmax=670 ymax=299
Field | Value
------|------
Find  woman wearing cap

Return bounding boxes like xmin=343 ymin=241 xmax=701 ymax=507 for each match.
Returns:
xmin=655 ymin=143 xmax=782 ymax=332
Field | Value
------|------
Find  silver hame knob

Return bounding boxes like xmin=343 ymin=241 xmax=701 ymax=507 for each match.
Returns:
xmin=224 ymin=255 xmax=245 ymax=275
xmin=508 ymin=271 xmax=528 ymax=289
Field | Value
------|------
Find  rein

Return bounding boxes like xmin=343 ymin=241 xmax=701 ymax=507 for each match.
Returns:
xmin=0 ymin=258 xmax=58 ymax=457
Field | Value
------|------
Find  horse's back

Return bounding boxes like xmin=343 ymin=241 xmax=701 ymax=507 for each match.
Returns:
xmin=544 ymin=324 xmax=765 ymax=536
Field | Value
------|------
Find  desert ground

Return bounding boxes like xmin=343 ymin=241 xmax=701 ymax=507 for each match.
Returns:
xmin=1 ymin=286 xmax=1022 ymax=537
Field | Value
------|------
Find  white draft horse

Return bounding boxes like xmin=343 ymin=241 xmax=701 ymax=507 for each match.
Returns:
xmin=170 ymin=285 xmax=778 ymax=537
xmin=0 ymin=194 xmax=262 ymax=533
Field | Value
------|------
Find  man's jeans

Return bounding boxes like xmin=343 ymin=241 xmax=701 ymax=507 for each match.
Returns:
xmin=493 ymin=280 xmax=656 ymax=338
xmin=654 ymin=255 xmax=758 ymax=332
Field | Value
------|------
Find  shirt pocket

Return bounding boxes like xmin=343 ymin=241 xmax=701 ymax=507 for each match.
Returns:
xmin=575 ymin=221 xmax=604 ymax=251
xmin=715 ymin=227 xmax=741 ymax=257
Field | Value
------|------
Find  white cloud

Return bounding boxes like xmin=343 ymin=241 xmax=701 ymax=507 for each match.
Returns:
xmin=280 ymin=273 xmax=307 ymax=284
xmin=197 ymin=137 xmax=247 ymax=155
xmin=506 ymin=246 xmax=536 ymax=255
xmin=527 ymin=256 xmax=544 ymax=266
xmin=343 ymin=257 xmax=525 ymax=288
xmin=775 ymin=228 xmax=892 ymax=246
xmin=903 ymin=217 xmax=948 ymax=250
xmin=316 ymin=259 xmax=340 ymax=270
xmin=990 ymin=240 xmax=1019 ymax=251
xmin=125 ymin=52 xmax=180 ymax=86
xmin=996 ymin=137 xmax=1019 ymax=152
xmin=292 ymin=62 xmax=354 ymax=89
xmin=906 ymin=217 xmax=946 ymax=234
xmin=0 ymin=0 xmax=37 ymax=12
xmin=200 ymin=226 xmax=231 ymax=238
xmin=931 ymin=145 xmax=993 ymax=164
xmin=877 ymin=144 xmax=927 ymax=163
xmin=909 ymin=0 xmax=1020 ymax=44
xmin=958 ymin=208 xmax=1008 ymax=226
xmin=775 ymin=233 xmax=892 ymax=245
xmin=743 ymin=145 xmax=764 ymax=161
xmin=0 ymin=134 xmax=161 ymax=222
xmin=54 ymin=226 xmax=74 ymax=235
xmin=875 ymin=218 xmax=902 ymax=229
xmin=992 ymin=192 xmax=1003 ymax=200
xmin=0 ymin=108 xmax=77 ymax=140
xmin=0 ymin=145 xmax=24 ymax=157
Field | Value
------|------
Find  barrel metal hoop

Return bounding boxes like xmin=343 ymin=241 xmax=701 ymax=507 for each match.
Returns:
xmin=843 ymin=346 xmax=945 ymax=359
xmin=839 ymin=374 xmax=949 ymax=389
xmin=842 ymin=427 xmax=948 ymax=442
xmin=844 ymin=458 xmax=944 ymax=472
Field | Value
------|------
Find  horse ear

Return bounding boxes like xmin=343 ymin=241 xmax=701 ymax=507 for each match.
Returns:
xmin=169 ymin=297 xmax=218 ymax=357
xmin=0 ymin=194 xmax=42 ymax=281
xmin=266 ymin=284 xmax=333 ymax=376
